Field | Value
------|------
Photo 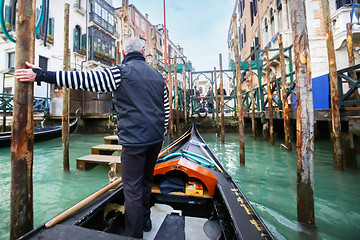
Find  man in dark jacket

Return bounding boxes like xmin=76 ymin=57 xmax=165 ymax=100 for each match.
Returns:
xmin=15 ymin=37 xmax=169 ymax=239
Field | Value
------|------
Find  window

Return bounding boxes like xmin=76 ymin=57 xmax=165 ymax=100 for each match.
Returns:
xmin=108 ymin=14 xmax=114 ymax=26
xmin=135 ymin=12 xmax=139 ymax=26
xmin=141 ymin=18 xmax=146 ymax=32
xmin=95 ymin=3 xmax=102 ymax=16
xmin=159 ymin=38 xmax=162 ymax=46
xmin=81 ymin=34 xmax=87 ymax=51
xmin=39 ymin=56 xmax=48 ymax=71
xmin=250 ymin=0 xmax=257 ymax=26
xmin=76 ymin=0 xmax=82 ymax=8
xmin=263 ymin=17 xmax=269 ymax=46
xmin=74 ymin=25 xmax=81 ymax=52
xmin=7 ymin=52 xmax=15 ymax=69
xmin=336 ymin=0 xmax=354 ymax=9
xmin=238 ymin=1 xmax=242 ymax=18
xmin=102 ymin=8 xmax=108 ymax=21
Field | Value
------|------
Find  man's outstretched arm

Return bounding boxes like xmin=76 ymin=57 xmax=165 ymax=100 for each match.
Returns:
xmin=15 ymin=61 xmax=121 ymax=92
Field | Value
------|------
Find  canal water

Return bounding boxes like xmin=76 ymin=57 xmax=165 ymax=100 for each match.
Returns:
xmin=0 ymin=132 xmax=359 ymax=239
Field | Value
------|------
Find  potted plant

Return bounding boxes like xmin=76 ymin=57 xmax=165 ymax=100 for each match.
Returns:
xmin=47 ymin=34 xmax=54 ymax=44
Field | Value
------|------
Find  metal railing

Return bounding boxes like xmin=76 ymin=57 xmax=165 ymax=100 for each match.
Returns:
xmin=1 ymin=93 xmax=49 ymax=113
xmin=337 ymin=64 xmax=360 ymax=106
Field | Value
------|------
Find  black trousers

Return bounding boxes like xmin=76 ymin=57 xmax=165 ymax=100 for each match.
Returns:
xmin=121 ymin=142 xmax=163 ymax=238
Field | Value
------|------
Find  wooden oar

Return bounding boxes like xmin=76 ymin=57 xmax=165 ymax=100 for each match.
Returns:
xmin=158 ymin=132 xmax=191 ymax=158
xmin=45 ymin=177 xmax=123 ymax=228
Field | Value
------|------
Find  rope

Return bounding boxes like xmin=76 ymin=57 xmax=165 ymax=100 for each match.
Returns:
xmin=162 ymin=149 xmax=214 ymax=168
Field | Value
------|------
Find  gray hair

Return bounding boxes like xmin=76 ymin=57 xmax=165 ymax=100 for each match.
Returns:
xmin=123 ymin=37 xmax=144 ymax=54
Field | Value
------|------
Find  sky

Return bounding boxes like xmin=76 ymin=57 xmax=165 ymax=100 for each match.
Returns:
xmin=113 ymin=0 xmax=235 ymax=71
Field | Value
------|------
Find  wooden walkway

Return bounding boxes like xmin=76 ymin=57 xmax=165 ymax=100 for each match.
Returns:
xmin=76 ymin=135 xmax=122 ymax=172
xmin=91 ymin=144 xmax=122 ymax=155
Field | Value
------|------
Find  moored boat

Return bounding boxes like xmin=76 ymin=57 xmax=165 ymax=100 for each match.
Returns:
xmin=0 ymin=117 xmax=79 ymax=147
xmin=20 ymin=124 xmax=274 ymax=240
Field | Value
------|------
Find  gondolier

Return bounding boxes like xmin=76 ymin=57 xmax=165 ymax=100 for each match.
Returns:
xmin=15 ymin=37 xmax=170 ymax=239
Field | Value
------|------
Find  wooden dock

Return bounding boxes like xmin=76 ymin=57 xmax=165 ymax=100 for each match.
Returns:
xmin=76 ymin=135 xmax=122 ymax=172
xmin=104 ymin=135 xmax=119 ymax=144
xmin=76 ymin=155 xmax=121 ymax=173
xmin=91 ymin=144 xmax=122 ymax=155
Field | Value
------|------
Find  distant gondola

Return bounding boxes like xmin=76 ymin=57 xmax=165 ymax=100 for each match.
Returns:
xmin=0 ymin=117 xmax=78 ymax=147
xmin=20 ymin=124 xmax=274 ymax=240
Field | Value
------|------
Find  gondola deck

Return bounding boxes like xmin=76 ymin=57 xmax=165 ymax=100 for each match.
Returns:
xmin=20 ymin=125 xmax=274 ymax=240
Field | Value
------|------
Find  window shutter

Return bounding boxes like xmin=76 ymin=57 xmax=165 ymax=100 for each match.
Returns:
xmin=5 ymin=5 xmax=11 ymax=25
xmin=73 ymin=27 xmax=78 ymax=51
xmin=81 ymin=34 xmax=87 ymax=50
xmin=49 ymin=18 xmax=54 ymax=36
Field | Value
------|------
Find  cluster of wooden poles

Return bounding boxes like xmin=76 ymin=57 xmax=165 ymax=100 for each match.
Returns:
xmin=161 ymin=0 xmax=359 ymax=230
xmin=8 ymin=0 xmax=359 ymax=238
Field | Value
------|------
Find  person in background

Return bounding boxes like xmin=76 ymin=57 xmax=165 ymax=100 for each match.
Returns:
xmin=194 ymin=85 xmax=200 ymax=97
xmin=15 ymin=37 xmax=169 ymax=239
xmin=205 ymin=86 xmax=214 ymax=111
xmin=217 ymin=87 xmax=227 ymax=96
xmin=193 ymin=85 xmax=200 ymax=109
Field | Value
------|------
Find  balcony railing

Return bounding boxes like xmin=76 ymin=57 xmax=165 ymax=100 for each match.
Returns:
xmin=89 ymin=12 xmax=115 ymax=34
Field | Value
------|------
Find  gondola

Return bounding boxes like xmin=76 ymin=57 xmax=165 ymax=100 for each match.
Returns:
xmin=20 ymin=124 xmax=274 ymax=240
xmin=0 ymin=116 xmax=79 ymax=147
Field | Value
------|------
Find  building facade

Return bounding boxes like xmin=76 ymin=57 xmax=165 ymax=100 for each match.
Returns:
xmin=228 ymin=0 xmax=360 ymax=89
xmin=0 ymin=0 xmax=121 ymax=117
xmin=1 ymin=0 xmax=191 ymax=118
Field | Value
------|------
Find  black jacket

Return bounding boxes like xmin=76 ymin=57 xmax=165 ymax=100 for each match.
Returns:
xmin=114 ymin=53 xmax=167 ymax=146
xmin=36 ymin=52 xmax=169 ymax=147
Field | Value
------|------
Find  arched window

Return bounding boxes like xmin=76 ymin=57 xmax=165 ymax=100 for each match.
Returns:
xmin=74 ymin=25 xmax=81 ymax=52
xmin=270 ymin=8 xmax=275 ymax=39
xmin=263 ymin=17 xmax=268 ymax=46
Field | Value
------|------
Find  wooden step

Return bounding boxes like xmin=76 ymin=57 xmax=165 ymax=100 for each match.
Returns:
xmin=104 ymin=135 xmax=119 ymax=145
xmin=76 ymin=155 xmax=121 ymax=173
xmin=91 ymin=144 xmax=123 ymax=155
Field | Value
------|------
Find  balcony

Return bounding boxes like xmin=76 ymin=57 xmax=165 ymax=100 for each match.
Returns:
xmin=74 ymin=3 xmax=86 ymax=15
xmin=89 ymin=12 xmax=115 ymax=34
xmin=331 ymin=6 xmax=360 ymax=49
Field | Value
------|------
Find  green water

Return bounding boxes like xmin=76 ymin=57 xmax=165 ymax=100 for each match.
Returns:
xmin=0 ymin=132 xmax=359 ymax=239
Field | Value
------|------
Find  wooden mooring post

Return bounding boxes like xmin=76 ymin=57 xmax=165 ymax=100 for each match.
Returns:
xmin=321 ymin=0 xmax=343 ymax=170
xmin=120 ymin=0 xmax=129 ymax=62
xmin=232 ymin=14 xmax=245 ymax=164
xmin=214 ymin=67 xmax=219 ymax=133
xmin=174 ymin=56 xmax=179 ymax=133
xmin=10 ymin=0 xmax=36 ymax=238
xmin=290 ymin=0 xmax=315 ymax=226
xmin=151 ymin=25 xmax=157 ymax=69
xmin=167 ymin=55 xmax=173 ymax=137
xmin=346 ymin=23 xmax=360 ymax=99
xmin=345 ymin=23 xmax=359 ymax=168
xmin=219 ymin=54 xmax=225 ymax=144
xmin=248 ymin=59 xmax=256 ymax=139
xmin=265 ymin=47 xmax=274 ymax=146
xmin=62 ymin=4 xmax=70 ymax=171
xmin=116 ymin=41 xmax=120 ymax=65
xmin=278 ymin=33 xmax=292 ymax=151
xmin=183 ymin=64 xmax=187 ymax=126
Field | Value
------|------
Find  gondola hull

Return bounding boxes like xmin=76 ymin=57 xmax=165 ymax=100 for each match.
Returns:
xmin=0 ymin=117 xmax=78 ymax=147
xmin=20 ymin=125 xmax=274 ymax=240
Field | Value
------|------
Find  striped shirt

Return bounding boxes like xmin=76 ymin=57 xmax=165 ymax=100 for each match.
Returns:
xmin=47 ymin=65 xmax=169 ymax=129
